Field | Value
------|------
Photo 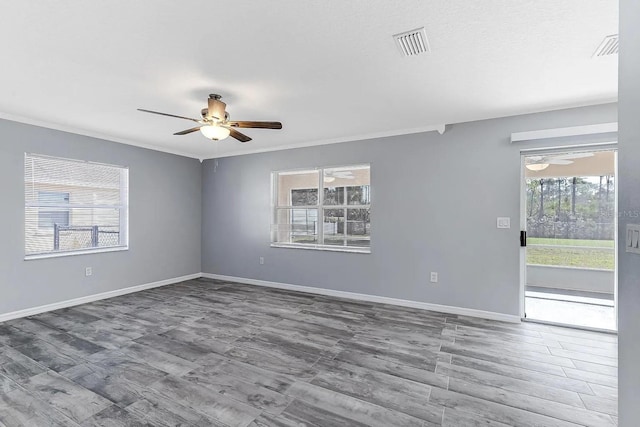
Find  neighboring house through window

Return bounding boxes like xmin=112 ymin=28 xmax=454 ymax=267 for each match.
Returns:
xmin=272 ymin=164 xmax=371 ymax=252
xmin=38 ymin=191 xmax=70 ymax=229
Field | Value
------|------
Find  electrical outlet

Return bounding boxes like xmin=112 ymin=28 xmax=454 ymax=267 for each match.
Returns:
xmin=85 ymin=267 xmax=92 ymax=277
xmin=259 ymin=257 xmax=265 ymax=265
xmin=430 ymin=272 xmax=438 ymax=283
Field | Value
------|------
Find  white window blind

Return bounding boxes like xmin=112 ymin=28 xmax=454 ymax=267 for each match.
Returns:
xmin=24 ymin=154 xmax=129 ymax=258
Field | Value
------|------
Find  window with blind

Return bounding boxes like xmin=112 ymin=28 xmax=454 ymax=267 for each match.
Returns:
xmin=271 ymin=164 xmax=371 ymax=253
xmin=24 ymin=154 xmax=129 ymax=258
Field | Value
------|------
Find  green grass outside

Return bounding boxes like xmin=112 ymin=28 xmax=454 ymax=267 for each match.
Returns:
xmin=527 ymin=237 xmax=614 ymax=248
xmin=527 ymin=238 xmax=614 ymax=270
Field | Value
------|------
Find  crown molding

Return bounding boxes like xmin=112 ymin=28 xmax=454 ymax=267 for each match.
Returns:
xmin=0 ymin=111 xmax=201 ymax=159
xmin=0 ymin=111 xmax=446 ymax=160
xmin=201 ymin=123 xmax=446 ymax=159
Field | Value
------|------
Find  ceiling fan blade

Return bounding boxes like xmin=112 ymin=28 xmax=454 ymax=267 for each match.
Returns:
xmin=137 ymin=109 xmax=201 ymax=123
xmin=526 ymin=156 xmax=544 ymax=164
xmin=551 ymin=152 xmax=595 ymax=161
xmin=228 ymin=121 xmax=282 ymax=129
xmin=548 ymin=159 xmax=573 ymax=165
xmin=174 ymin=126 xmax=202 ymax=136
xmin=229 ymin=128 xmax=252 ymax=143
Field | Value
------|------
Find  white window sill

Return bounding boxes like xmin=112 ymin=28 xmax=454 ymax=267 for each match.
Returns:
xmin=270 ymin=243 xmax=370 ymax=254
xmin=24 ymin=245 xmax=129 ymax=261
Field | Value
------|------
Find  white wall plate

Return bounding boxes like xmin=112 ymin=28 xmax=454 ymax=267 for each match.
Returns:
xmin=497 ymin=217 xmax=511 ymax=229
xmin=626 ymin=224 xmax=640 ymax=254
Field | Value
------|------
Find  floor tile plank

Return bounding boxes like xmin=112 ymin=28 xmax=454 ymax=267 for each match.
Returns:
xmin=430 ymin=386 xmax=582 ymax=427
xmin=436 ymin=362 xmax=586 ymax=408
xmin=311 ymin=358 xmax=443 ymax=423
xmin=446 ymin=377 xmax=615 ymax=427
xmin=442 ymin=407 xmax=512 ymax=427
xmin=22 ymin=371 xmax=113 ymax=423
xmin=287 ymin=381 xmax=426 ymax=427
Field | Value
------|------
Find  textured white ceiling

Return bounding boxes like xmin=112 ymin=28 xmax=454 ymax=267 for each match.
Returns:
xmin=0 ymin=1 xmax=618 ymax=159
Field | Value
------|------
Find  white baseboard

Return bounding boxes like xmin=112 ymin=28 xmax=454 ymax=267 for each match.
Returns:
xmin=201 ymin=273 xmax=521 ymax=323
xmin=0 ymin=273 xmax=202 ymax=323
xmin=1 ymin=272 xmax=521 ymax=324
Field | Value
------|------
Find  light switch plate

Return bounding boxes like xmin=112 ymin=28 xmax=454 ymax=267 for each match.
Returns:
xmin=626 ymin=224 xmax=640 ymax=254
xmin=497 ymin=217 xmax=511 ymax=229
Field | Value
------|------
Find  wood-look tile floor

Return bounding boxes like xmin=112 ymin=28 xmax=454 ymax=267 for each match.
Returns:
xmin=0 ymin=278 xmax=618 ymax=426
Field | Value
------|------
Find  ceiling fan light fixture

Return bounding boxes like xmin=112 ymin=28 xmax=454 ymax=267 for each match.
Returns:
xmin=200 ymin=125 xmax=230 ymax=141
xmin=526 ymin=163 xmax=550 ymax=171
xmin=138 ymin=94 xmax=281 ymax=143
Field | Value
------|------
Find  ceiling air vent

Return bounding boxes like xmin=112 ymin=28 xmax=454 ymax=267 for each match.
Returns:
xmin=593 ymin=34 xmax=619 ymax=57
xmin=394 ymin=27 xmax=430 ymax=57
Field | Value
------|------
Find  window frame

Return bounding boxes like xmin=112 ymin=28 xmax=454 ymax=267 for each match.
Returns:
xmin=24 ymin=153 xmax=129 ymax=260
xmin=271 ymin=164 xmax=371 ymax=254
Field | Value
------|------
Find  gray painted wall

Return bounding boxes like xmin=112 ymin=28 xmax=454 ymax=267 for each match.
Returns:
xmin=202 ymin=103 xmax=617 ymax=316
xmin=0 ymin=119 xmax=202 ymax=315
xmin=618 ymin=0 xmax=640 ymax=423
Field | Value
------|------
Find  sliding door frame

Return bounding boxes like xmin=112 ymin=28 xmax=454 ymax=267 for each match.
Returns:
xmin=519 ymin=143 xmax=618 ymax=332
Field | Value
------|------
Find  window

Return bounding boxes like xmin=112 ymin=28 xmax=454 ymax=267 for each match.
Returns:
xmin=272 ymin=164 xmax=371 ymax=252
xmin=25 ymin=154 xmax=129 ymax=258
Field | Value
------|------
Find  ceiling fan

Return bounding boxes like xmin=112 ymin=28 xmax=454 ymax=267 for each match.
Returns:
xmin=525 ymin=152 xmax=594 ymax=171
xmin=138 ymin=94 xmax=282 ymax=143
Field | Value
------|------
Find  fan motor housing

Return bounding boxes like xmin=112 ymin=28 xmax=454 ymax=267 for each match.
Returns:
xmin=207 ymin=97 xmax=227 ymax=121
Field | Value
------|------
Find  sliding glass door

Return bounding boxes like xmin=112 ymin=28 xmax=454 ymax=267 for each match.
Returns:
xmin=521 ymin=148 xmax=617 ymax=330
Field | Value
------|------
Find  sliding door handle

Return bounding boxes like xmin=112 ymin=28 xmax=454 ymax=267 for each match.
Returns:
xmin=520 ymin=230 xmax=527 ymax=247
